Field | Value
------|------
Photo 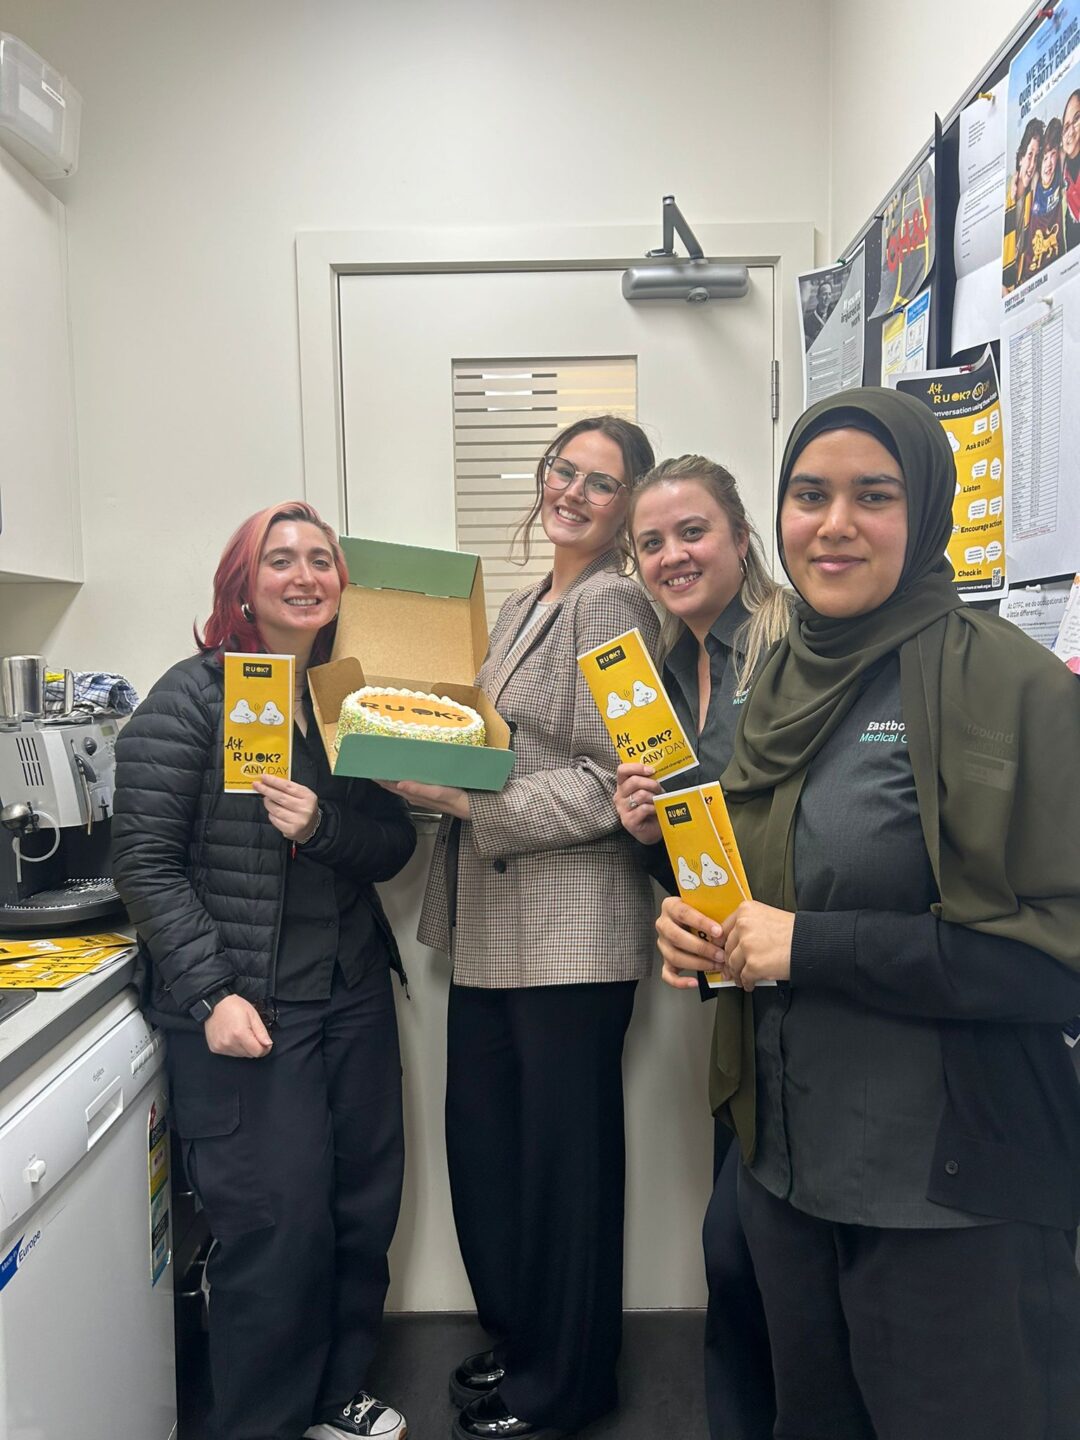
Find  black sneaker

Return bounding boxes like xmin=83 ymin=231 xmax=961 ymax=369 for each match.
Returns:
xmin=449 ymin=1349 xmax=506 ymax=1408
xmin=304 ymin=1391 xmax=407 ymax=1439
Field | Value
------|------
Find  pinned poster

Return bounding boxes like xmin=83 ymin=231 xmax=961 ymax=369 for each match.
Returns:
xmin=892 ymin=347 xmax=1006 ymax=596
xmin=577 ymin=628 xmax=697 ymax=783
xmin=870 ymin=157 xmax=936 ymax=319
xmin=1001 ymin=0 xmax=1080 ymax=312
xmin=881 ymin=288 xmax=931 ymax=385
xmin=798 ymin=249 xmax=866 ymax=406
xmin=223 ymin=652 xmax=294 ymax=792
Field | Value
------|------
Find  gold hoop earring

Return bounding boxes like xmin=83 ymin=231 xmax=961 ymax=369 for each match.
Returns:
xmin=739 ymin=556 xmax=748 ymax=578
xmin=240 ymin=601 xmax=255 ymax=623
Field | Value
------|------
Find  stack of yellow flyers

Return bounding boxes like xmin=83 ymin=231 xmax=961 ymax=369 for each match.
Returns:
xmin=577 ymin=628 xmax=697 ymax=783
xmin=655 ymin=783 xmax=771 ymax=989
xmin=223 ymin=652 xmax=294 ymax=793
xmin=0 ymin=931 xmax=134 ymax=990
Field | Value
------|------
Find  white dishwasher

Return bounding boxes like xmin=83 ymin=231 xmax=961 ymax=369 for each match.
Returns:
xmin=0 ymin=988 xmax=177 ymax=1440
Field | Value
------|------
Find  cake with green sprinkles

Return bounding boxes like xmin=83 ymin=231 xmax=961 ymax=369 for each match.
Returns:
xmin=336 ymin=686 xmax=486 ymax=750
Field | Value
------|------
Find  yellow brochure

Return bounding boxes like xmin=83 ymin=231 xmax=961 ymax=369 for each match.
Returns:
xmin=697 ymin=782 xmax=750 ymax=898
xmin=0 ymin=931 xmax=130 ymax=961
xmin=223 ymin=652 xmax=294 ymax=793
xmin=577 ymin=628 xmax=697 ymax=783
xmin=656 ymin=784 xmax=770 ymax=990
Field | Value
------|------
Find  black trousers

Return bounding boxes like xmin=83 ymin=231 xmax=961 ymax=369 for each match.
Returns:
xmin=739 ymin=1166 xmax=1080 ymax=1440
xmin=446 ymin=980 xmax=637 ymax=1431
xmin=703 ymin=1132 xmax=775 ymax=1440
xmin=167 ymin=963 xmax=404 ymax=1440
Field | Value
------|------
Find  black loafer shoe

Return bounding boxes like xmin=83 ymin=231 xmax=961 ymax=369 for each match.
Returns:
xmin=449 ymin=1349 xmax=506 ymax=1408
xmin=451 ymin=1390 xmax=566 ymax=1440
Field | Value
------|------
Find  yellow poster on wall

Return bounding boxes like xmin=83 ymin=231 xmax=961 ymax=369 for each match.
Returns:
xmin=656 ymin=785 xmax=749 ymax=990
xmin=222 ymin=652 xmax=294 ymax=792
xmin=577 ymin=628 xmax=697 ymax=783
xmin=893 ymin=347 xmax=1006 ymax=596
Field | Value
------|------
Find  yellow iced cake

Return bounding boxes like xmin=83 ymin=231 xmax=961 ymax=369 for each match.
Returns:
xmin=336 ymin=686 xmax=486 ymax=749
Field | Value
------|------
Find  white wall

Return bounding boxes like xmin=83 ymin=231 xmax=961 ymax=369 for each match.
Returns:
xmin=0 ymin=0 xmax=835 ymax=1315
xmin=0 ymin=0 xmax=1038 ymax=1314
xmin=0 ymin=0 xmax=832 ymax=690
xmin=828 ymin=0 xmax=1029 ymax=253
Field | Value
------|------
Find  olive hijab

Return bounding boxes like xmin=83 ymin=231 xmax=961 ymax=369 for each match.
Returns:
xmin=713 ymin=387 xmax=1080 ymax=1157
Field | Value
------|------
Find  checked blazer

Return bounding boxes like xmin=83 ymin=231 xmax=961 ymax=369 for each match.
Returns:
xmin=417 ymin=551 xmax=662 ymax=987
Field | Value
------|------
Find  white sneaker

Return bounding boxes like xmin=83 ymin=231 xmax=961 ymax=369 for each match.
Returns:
xmin=304 ymin=1391 xmax=408 ymax=1439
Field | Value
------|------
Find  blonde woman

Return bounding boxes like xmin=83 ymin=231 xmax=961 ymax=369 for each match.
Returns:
xmin=615 ymin=455 xmax=790 ymax=1440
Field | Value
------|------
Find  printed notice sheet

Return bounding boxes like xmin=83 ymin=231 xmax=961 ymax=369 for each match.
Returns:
xmin=1001 ymin=278 xmax=1080 ymax=582
xmin=893 ymin=347 xmax=1006 ymax=595
xmin=953 ymin=81 xmax=1008 ymax=351
xmin=798 ymin=249 xmax=866 ymax=406
xmin=1052 ymin=574 xmax=1080 ymax=673
xmin=998 ymin=579 xmax=1073 ymax=648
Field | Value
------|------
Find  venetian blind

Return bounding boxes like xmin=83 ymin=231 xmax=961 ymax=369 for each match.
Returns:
xmin=452 ymin=357 xmax=637 ymax=624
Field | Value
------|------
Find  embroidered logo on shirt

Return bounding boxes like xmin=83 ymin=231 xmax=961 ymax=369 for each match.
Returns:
xmin=858 ymin=718 xmax=907 ymax=744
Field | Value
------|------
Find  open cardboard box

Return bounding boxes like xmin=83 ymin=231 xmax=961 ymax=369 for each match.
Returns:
xmin=307 ymin=537 xmax=515 ymax=791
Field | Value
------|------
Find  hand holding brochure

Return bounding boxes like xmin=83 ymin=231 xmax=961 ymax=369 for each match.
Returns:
xmin=577 ymin=628 xmax=697 ymax=783
xmin=655 ymin=782 xmax=773 ymax=989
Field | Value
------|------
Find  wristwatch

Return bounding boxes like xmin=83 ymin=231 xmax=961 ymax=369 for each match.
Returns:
xmin=188 ymin=986 xmax=234 ymax=1023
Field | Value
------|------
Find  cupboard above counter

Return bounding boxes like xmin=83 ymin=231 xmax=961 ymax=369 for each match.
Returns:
xmin=0 ymin=147 xmax=81 ymax=583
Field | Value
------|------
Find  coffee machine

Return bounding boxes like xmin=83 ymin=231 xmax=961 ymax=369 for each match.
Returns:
xmin=0 ymin=714 xmax=124 ymax=931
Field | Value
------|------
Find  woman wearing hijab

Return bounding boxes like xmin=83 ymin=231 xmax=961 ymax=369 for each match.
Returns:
xmin=656 ymin=388 xmax=1080 ymax=1440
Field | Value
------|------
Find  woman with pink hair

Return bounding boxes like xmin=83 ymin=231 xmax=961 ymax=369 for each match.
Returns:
xmin=113 ymin=501 xmax=415 ymax=1440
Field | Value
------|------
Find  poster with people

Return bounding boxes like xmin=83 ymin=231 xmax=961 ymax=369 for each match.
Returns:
xmin=1002 ymin=0 xmax=1080 ymax=310
xmin=798 ymin=249 xmax=865 ymax=407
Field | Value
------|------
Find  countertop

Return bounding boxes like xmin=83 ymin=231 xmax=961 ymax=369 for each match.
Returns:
xmin=0 ymin=943 xmax=139 ymax=1093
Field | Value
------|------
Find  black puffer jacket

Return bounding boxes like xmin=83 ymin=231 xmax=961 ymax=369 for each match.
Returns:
xmin=112 ymin=652 xmax=416 ymax=1029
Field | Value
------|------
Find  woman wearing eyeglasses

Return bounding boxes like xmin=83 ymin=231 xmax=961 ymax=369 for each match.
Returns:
xmin=385 ymin=416 xmax=660 ymax=1440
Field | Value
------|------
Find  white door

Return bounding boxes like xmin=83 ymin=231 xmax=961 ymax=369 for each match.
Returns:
xmin=336 ymin=263 xmax=777 ymax=1311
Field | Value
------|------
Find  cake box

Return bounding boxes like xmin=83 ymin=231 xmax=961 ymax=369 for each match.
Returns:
xmin=307 ymin=537 xmax=515 ymax=791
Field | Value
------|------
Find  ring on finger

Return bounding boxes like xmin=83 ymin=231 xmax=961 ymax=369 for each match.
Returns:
xmin=629 ymin=796 xmax=639 ymax=809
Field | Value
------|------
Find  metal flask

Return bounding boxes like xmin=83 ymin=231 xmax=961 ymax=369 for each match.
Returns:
xmin=0 ymin=655 xmax=46 ymax=720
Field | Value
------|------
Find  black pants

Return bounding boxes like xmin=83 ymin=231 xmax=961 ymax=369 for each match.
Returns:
xmin=167 ymin=963 xmax=404 ymax=1440
xmin=446 ymin=980 xmax=637 ymax=1431
xmin=703 ymin=1133 xmax=775 ymax=1440
xmin=739 ymin=1167 xmax=1080 ymax=1440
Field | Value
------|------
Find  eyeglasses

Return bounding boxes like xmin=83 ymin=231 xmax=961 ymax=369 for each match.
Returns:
xmin=542 ymin=454 xmax=626 ymax=506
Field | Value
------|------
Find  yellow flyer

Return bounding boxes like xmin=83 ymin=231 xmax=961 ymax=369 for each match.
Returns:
xmin=223 ymin=652 xmax=294 ymax=792
xmin=577 ymin=628 xmax=697 ymax=783
xmin=656 ymin=785 xmax=747 ymax=990
xmin=698 ymin=782 xmax=750 ymax=898
xmin=0 ymin=931 xmax=130 ymax=961
xmin=656 ymin=784 xmax=771 ymax=991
